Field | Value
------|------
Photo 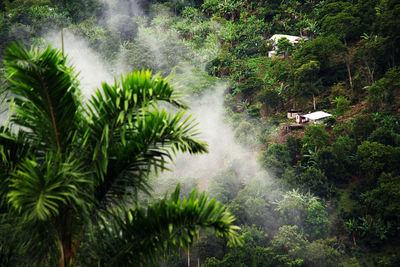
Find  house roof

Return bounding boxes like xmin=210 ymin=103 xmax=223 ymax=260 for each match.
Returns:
xmin=302 ymin=111 xmax=332 ymax=121
xmin=269 ymin=34 xmax=305 ymax=44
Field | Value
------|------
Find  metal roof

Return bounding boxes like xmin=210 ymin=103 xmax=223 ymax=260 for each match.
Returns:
xmin=302 ymin=111 xmax=332 ymax=121
xmin=269 ymin=34 xmax=305 ymax=44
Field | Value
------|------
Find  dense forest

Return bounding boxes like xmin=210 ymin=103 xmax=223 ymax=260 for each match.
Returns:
xmin=1 ymin=0 xmax=400 ymax=266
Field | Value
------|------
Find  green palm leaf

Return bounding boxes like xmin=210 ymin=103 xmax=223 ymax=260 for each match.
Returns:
xmin=1 ymin=43 xmax=238 ymax=266
xmin=86 ymin=70 xmax=208 ymax=205
xmin=3 ymin=42 xmax=81 ymax=152
xmin=84 ymin=185 xmax=241 ymax=266
xmin=95 ymin=109 xmax=208 ymax=204
xmin=0 ymin=128 xmax=33 ymax=214
xmin=7 ymin=153 xmax=90 ymax=221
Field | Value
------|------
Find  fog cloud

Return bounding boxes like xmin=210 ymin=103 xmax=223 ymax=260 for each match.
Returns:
xmin=45 ymin=30 xmax=113 ymax=100
xmin=42 ymin=0 xmax=275 ymax=197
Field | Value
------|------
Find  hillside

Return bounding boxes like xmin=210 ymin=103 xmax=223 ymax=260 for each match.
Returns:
xmin=1 ymin=0 xmax=400 ymax=266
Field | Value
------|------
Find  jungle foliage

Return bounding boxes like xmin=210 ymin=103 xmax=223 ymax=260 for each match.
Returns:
xmin=1 ymin=0 xmax=400 ymax=266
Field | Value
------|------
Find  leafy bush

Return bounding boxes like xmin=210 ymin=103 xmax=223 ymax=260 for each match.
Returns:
xmin=333 ymin=96 xmax=351 ymax=116
xmin=108 ymin=15 xmax=138 ymax=41
xmin=234 ymin=121 xmax=256 ymax=146
xmin=271 ymin=225 xmax=307 ymax=263
xmin=65 ymin=0 xmax=102 ymax=23
xmin=324 ymin=116 xmax=336 ymax=126
xmin=302 ymin=240 xmax=340 ymax=267
xmin=208 ymin=168 xmax=242 ymax=204
xmin=332 ymin=121 xmax=352 ymax=137
xmin=351 ymin=115 xmax=377 ymax=143
xmin=317 ymin=147 xmax=348 ymax=184
xmin=237 ymin=77 xmax=265 ymax=98
xmin=257 ymin=87 xmax=281 ymax=112
xmin=299 ymin=167 xmax=329 ymax=197
xmin=294 ymin=36 xmax=346 ymax=73
xmin=261 ymin=143 xmax=291 ymax=178
xmin=286 ymin=136 xmax=302 ymax=164
xmin=275 ymin=189 xmax=317 ymax=227
xmin=304 ymin=202 xmax=329 ymax=240
xmin=362 ymin=173 xmax=400 ymax=221
xmin=247 ymin=105 xmax=261 ymax=119
xmin=302 ymin=124 xmax=330 ymax=151
xmin=277 ymin=37 xmax=294 ymax=56
xmin=368 ymin=127 xmax=398 ymax=146
xmin=357 ymin=141 xmax=400 ymax=187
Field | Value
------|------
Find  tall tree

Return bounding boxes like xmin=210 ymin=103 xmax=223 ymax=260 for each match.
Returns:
xmin=294 ymin=60 xmax=320 ymax=110
xmin=0 ymin=42 xmax=239 ymax=266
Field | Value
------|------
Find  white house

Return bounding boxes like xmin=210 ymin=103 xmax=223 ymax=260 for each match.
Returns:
xmin=268 ymin=34 xmax=308 ymax=57
xmin=296 ymin=111 xmax=332 ymax=124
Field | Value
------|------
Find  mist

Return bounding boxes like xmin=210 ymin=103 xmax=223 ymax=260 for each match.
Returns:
xmin=41 ymin=0 xmax=277 ymax=205
xmin=4 ymin=1 xmax=389 ymax=265
xmin=45 ymin=31 xmax=113 ymax=100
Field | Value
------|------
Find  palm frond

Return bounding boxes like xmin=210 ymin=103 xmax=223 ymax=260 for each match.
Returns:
xmin=0 ymin=215 xmax=60 ymax=266
xmin=85 ymin=71 xmax=207 ymax=205
xmin=7 ymin=152 xmax=91 ymax=222
xmin=86 ymin=70 xmax=187 ymax=178
xmin=3 ymin=42 xmax=81 ymax=152
xmin=94 ymin=109 xmax=207 ymax=205
xmin=83 ymin=185 xmax=240 ymax=266
xmin=87 ymin=70 xmax=186 ymax=130
xmin=0 ymin=128 xmax=32 ymax=171
xmin=0 ymin=128 xmax=32 ymax=211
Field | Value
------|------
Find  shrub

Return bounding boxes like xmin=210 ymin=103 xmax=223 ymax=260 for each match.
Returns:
xmin=238 ymin=77 xmax=265 ymax=98
xmin=351 ymin=115 xmax=377 ymax=142
xmin=261 ymin=144 xmax=291 ymax=178
xmin=304 ymin=202 xmax=330 ymax=241
xmin=324 ymin=116 xmax=336 ymax=126
xmin=234 ymin=121 xmax=256 ymax=145
xmin=302 ymin=124 xmax=330 ymax=151
xmin=333 ymin=96 xmax=351 ymax=116
xmin=299 ymin=167 xmax=329 ymax=197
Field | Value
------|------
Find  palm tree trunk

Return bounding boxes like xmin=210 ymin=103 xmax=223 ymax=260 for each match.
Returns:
xmin=63 ymin=233 xmax=73 ymax=267
xmin=313 ymin=94 xmax=316 ymax=110
xmin=187 ymin=248 xmax=190 ymax=267
xmin=352 ymin=233 xmax=356 ymax=245
xmin=57 ymin=238 xmax=65 ymax=267
xmin=58 ymin=211 xmax=74 ymax=267
xmin=366 ymin=62 xmax=375 ymax=85
xmin=345 ymin=59 xmax=353 ymax=90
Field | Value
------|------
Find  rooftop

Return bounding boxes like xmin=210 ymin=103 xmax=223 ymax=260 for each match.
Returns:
xmin=302 ymin=111 xmax=332 ymax=121
xmin=269 ymin=34 xmax=307 ymax=43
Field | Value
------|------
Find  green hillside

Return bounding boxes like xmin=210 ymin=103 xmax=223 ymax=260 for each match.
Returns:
xmin=1 ymin=0 xmax=400 ymax=266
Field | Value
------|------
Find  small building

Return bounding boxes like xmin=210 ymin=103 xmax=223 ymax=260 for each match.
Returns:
xmin=296 ymin=114 xmax=307 ymax=123
xmin=270 ymin=34 xmax=305 ymax=46
xmin=268 ymin=50 xmax=277 ymax=58
xmin=268 ymin=34 xmax=308 ymax=57
xmin=287 ymin=110 xmax=302 ymax=119
xmin=296 ymin=111 xmax=332 ymax=124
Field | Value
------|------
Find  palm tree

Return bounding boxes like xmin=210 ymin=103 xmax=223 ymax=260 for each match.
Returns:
xmin=0 ymin=42 xmax=239 ymax=266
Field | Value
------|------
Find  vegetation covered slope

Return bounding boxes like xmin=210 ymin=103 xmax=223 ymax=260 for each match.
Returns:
xmin=1 ymin=0 xmax=400 ymax=266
